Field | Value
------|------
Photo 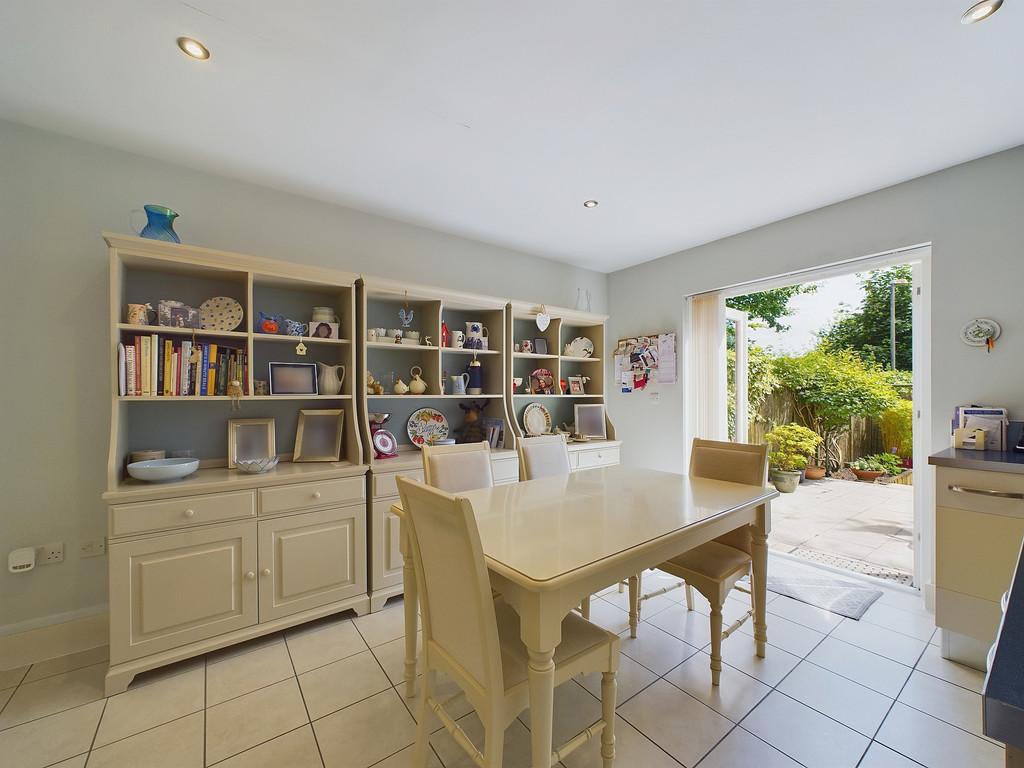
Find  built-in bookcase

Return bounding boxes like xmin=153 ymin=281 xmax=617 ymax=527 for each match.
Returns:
xmin=105 ymin=234 xmax=364 ymax=490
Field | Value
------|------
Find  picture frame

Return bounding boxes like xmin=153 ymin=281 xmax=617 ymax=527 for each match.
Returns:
xmin=227 ymin=418 xmax=276 ymax=469
xmin=310 ymin=321 xmax=339 ymax=339
xmin=568 ymin=375 xmax=586 ymax=395
xmin=294 ymin=409 xmax=344 ymax=462
xmin=268 ymin=362 xmax=318 ymax=395
xmin=533 ymin=338 xmax=549 ymax=355
xmin=520 ymin=339 xmax=533 ymax=354
xmin=574 ymin=403 xmax=607 ymax=439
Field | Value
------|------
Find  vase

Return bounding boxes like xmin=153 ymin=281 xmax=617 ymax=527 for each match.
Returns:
xmin=138 ymin=205 xmax=181 ymax=243
xmin=316 ymin=363 xmax=345 ymax=396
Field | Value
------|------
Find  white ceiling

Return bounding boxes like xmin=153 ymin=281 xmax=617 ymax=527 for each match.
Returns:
xmin=1 ymin=1 xmax=1022 ymax=272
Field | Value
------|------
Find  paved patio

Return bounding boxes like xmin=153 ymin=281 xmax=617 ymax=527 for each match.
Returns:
xmin=769 ymin=477 xmax=915 ymax=584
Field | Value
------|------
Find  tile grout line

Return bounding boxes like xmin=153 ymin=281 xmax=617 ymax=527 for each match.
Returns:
xmin=203 ymin=654 xmax=208 ymax=768
xmin=283 ymin=630 xmax=327 ymax=768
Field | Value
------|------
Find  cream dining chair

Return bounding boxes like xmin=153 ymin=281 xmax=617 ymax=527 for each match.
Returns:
xmin=633 ymin=438 xmax=769 ymax=685
xmin=396 ymin=476 xmax=620 ymax=768
xmin=421 ymin=440 xmax=495 ymax=493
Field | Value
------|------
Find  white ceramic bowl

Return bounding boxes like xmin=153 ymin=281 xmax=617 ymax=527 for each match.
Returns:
xmin=235 ymin=456 xmax=280 ymax=474
xmin=127 ymin=457 xmax=200 ymax=482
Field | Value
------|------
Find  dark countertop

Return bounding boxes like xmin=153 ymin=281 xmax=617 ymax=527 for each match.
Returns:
xmin=929 ymin=448 xmax=1024 ymax=475
xmin=984 ymin=541 xmax=1024 ymax=748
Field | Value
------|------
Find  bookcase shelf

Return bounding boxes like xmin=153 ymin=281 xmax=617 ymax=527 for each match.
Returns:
xmin=254 ymin=335 xmax=350 ymax=346
xmin=117 ymin=324 xmax=248 ymax=340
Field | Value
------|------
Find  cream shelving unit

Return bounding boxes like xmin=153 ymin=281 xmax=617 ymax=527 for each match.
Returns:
xmin=102 ymin=234 xmax=368 ymax=694
xmin=506 ymin=301 xmax=620 ymax=473
xmin=357 ymin=278 xmax=519 ymax=609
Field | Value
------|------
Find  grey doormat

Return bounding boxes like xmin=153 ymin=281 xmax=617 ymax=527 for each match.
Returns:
xmin=750 ymin=557 xmax=884 ymax=620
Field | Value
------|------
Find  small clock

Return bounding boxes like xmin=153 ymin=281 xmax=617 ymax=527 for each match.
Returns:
xmin=960 ymin=318 xmax=1001 ymax=347
xmin=372 ymin=428 xmax=398 ymax=459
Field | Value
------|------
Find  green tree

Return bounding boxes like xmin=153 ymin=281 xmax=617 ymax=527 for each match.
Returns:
xmin=727 ymin=343 xmax=779 ymax=440
xmin=774 ymin=347 xmax=900 ymax=471
xmin=820 ymin=266 xmax=913 ymax=370
xmin=726 ymin=284 xmax=818 ymax=332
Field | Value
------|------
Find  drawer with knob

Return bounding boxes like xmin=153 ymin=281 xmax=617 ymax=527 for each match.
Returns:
xmin=259 ymin=476 xmax=365 ymax=516
xmin=575 ymin=446 xmax=621 ymax=470
xmin=109 ymin=490 xmax=256 ymax=537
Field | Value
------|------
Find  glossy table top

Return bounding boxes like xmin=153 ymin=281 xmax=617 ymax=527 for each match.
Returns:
xmin=452 ymin=465 xmax=776 ymax=584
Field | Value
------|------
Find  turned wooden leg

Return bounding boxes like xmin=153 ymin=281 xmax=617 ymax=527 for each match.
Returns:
xmin=483 ymin=709 xmax=505 ymax=768
xmin=412 ymin=668 xmax=433 ymax=767
xmin=527 ymin=648 xmax=556 ymax=768
xmin=401 ymin=525 xmax=419 ymax=697
xmin=709 ymin=603 xmax=724 ymax=687
xmin=627 ymin=575 xmax=639 ymax=638
xmin=600 ymin=671 xmax=617 ymax=767
xmin=684 ymin=584 xmax=695 ymax=612
xmin=580 ymin=596 xmax=591 ymax=620
xmin=751 ymin=526 xmax=769 ymax=659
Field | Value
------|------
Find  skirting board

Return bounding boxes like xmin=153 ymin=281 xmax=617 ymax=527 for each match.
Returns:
xmin=0 ymin=610 xmax=109 ymax=671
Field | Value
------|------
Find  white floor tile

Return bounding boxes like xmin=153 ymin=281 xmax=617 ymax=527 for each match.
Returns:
xmin=584 ymin=599 xmax=632 ymax=635
xmin=737 ymin=612 xmax=826 ymax=657
xmin=0 ymin=662 xmax=106 ymax=729
xmin=875 ymin=588 xmax=929 ymax=616
xmin=717 ymin=637 xmax=800 ymax=687
xmin=577 ymin=653 xmax=657 ymax=704
xmin=561 ymin=715 xmax=679 ymax=768
xmin=285 ymin=615 xmax=368 ymax=675
xmin=861 ymin=603 xmax=936 ymax=641
xmin=213 ymin=724 xmax=323 ymax=768
xmin=915 ymin=644 xmax=985 ymax=694
xmin=766 ymin=594 xmax=845 ymax=634
xmin=806 ymin=637 xmax=911 ymax=698
xmin=430 ymin=710 xmax=533 ymax=768
xmin=743 ymin=691 xmax=869 ymax=768
xmin=859 ymin=742 xmax=925 ymax=767
xmin=314 ymin=689 xmax=417 ymax=768
xmin=86 ymin=711 xmax=204 ymax=768
xmin=49 ymin=755 xmax=88 ymax=768
xmin=23 ymin=647 xmax=109 ymax=683
xmin=206 ymin=637 xmax=295 ymax=706
xmin=298 ymin=649 xmax=392 ymax=720
xmin=372 ymin=742 xmax=443 ymax=768
xmin=1 ymin=686 xmax=13 ymax=711
xmin=830 ymin=618 xmax=927 ymax=666
xmin=520 ymin=680 xmax=602 ymax=747
xmin=664 ymin=651 xmax=771 ymax=722
xmin=618 ymin=623 xmax=700 ymax=675
xmin=618 ymin=679 xmax=732 ymax=767
xmin=645 ymin=603 xmax=714 ymax=648
xmin=0 ymin=700 xmax=104 ymax=768
xmin=698 ymin=727 xmax=802 ymax=768
xmin=600 ymin=585 xmax=675 ymax=619
xmin=776 ymin=661 xmax=892 ymax=736
xmin=0 ymin=666 xmax=29 ymax=689
xmin=876 ymin=702 xmax=1004 ymax=768
xmin=897 ymin=671 xmax=986 ymax=738
xmin=371 ymin=633 xmax=422 ymax=687
xmin=205 ymin=678 xmax=309 ymax=764
xmin=94 ymin=663 xmax=204 ymax=747
xmin=352 ymin=602 xmax=407 ymax=648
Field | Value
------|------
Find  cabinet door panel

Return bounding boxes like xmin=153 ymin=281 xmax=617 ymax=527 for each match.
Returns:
xmin=371 ymin=499 xmax=405 ymax=591
xmin=258 ymin=506 xmax=366 ymax=622
xmin=936 ymin=504 xmax=1024 ymax=601
xmin=109 ymin=522 xmax=257 ymax=664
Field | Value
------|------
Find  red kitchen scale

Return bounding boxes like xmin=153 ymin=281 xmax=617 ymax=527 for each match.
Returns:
xmin=369 ymin=413 xmax=398 ymax=459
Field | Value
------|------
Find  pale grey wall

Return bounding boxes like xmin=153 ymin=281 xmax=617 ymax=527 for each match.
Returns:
xmin=607 ymin=145 xmax=1024 ymax=473
xmin=0 ymin=119 xmax=607 ymax=630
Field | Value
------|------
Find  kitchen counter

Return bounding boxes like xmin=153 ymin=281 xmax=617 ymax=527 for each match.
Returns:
xmin=984 ymin=541 xmax=1024 ymax=756
xmin=929 ymin=447 xmax=1024 ymax=475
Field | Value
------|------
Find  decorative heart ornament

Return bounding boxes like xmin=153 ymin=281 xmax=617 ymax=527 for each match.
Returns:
xmin=536 ymin=307 xmax=550 ymax=332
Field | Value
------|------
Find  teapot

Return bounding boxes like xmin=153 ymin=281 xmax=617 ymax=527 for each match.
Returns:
xmin=258 ymin=311 xmax=284 ymax=334
xmin=449 ymin=373 xmax=469 ymax=396
xmin=316 ymin=363 xmax=345 ymax=396
xmin=409 ymin=366 xmax=428 ymax=395
xmin=393 ymin=376 xmax=410 ymax=395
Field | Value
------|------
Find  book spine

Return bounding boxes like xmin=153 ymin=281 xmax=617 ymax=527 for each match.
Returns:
xmin=181 ymin=341 xmax=190 ymax=396
xmin=125 ymin=345 xmax=136 ymax=397
xmin=134 ymin=336 xmax=141 ymax=396
xmin=216 ymin=350 xmax=228 ymax=395
xmin=150 ymin=334 xmax=158 ymax=398
xmin=140 ymin=335 xmax=151 ymax=396
xmin=207 ymin=344 xmax=218 ymax=396
xmin=200 ymin=344 xmax=209 ymax=396
xmin=117 ymin=342 xmax=126 ymax=396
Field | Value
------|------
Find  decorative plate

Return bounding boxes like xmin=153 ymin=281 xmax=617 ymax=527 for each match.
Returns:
xmin=200 ymin=296 xmax=244 ymax=331
xmin=565 ymin=336 xmax=595 ymax=358
xmin=522 ymin=402 xmax=553 ymax=436
xmin=960 ymin=318 xmax=1001 ymax=346
xmin=372 ymin=428 xmax=398 ymax=457
xmin=407 ymin=408 xmax=450 ymax=448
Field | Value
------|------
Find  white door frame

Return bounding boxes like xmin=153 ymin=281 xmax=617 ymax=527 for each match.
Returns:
xmin=726 ymin=307 xmax=749 ymax=442
xmin=688 ymin=243 xmax=933 ymax=592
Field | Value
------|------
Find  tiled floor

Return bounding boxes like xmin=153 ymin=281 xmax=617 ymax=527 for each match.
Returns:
xmin=0 ymin=562 xmax=1002 ymax=768
xmin=770 ymin=478 xmax=915 ymax=581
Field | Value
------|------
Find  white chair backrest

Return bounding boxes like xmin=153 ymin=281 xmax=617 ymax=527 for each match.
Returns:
xmin=689 ymin=438 xmax=769 ymax=487
xmin=396 ymin=476 xmax=502 ymax=695
xmin=422 ymin=441 xmax=494 ymax=493
xmin=517 ymin=434 xmax=571 ymax=480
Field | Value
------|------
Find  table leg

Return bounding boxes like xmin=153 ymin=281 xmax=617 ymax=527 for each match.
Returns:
xmin=400 ymin=521 xmax=418 ymax=698
xmin=528 ymin=647 xmax=556 ymax=768
xmin=627 ymin=575 xmax=639 ymax=638
xmin=751 ymin=524 xmax=768 ymax=658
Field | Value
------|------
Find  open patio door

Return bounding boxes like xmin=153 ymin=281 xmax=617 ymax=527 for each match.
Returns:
xmin=726 ymin=306 xmax=749 ymax=443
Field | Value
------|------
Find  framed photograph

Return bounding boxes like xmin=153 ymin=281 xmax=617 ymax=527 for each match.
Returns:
xmin=574 ymin=403 xmax=607 ymax=439
xmin=294 ymin=409 xmax=344 ymax=462
xmin=568 ymin=375 xmax=586 ymax=395
xmin=269 ymin=362 xmax=318 ymax=395
xmin=227 ymin=418 xmax=276 ymax=469
xmin=533 ymin=338 xmax=549 ymax=355
xmin=158 ymin=301 xmax=201 ymax=328
xmin=310 ymin=321 xmax=339 ymax=339
xmin=520 ymin=339 xmax=533 ymax=354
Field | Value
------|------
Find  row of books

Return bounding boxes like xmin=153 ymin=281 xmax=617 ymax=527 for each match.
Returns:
xmin=118 ymin=335 xmax=249 ymax=397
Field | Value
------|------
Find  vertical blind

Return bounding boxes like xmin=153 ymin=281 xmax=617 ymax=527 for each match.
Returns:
xmin=687 ymin=292 xmax=727 ymax=442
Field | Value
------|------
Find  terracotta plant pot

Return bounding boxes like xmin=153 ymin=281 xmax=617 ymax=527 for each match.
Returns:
xmin=852 ymin=468 xmax=885 ymax=482
xmin=770 ymin=469 xmax=802 ymax=494
xmin=804 ymin=465 xmax=827 ymax=480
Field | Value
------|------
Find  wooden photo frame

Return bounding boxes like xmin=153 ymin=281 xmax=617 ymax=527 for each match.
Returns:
xmin=574 ymin=403 xmax=607 ymax=439
xmin=227 ymin=418 xmax=276 ymax=469
xmin=269 ymin=362 xmax=318 ymax=395
xmin=294 ymin=409 xmax=344 ymax=462
xmin=568 ymin=375 xmax=586 ymax=395
xmin=533 ymin=338 xmax=549 ymax=355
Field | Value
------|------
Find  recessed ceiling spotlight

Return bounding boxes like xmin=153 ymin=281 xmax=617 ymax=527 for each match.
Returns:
xmin=176 ymin=36 xmax=211 ymax=60
xmin=961 ymin=0 xmax=1003 ymax=24
xmin=583 ymin=200 xmax=599 ymax=209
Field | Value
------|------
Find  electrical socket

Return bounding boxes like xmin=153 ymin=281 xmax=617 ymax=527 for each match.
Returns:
xmin=38 ymin=542 xmax=64 ymax=565
xmin=79 ymin=539 xmax=107 ymax=558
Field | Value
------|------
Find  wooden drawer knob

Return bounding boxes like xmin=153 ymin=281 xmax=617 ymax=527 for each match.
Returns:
xmin=245 ymin=571 xmax=256 ymax=580
xmin=312 ymin=491 xmax=322 ymax=499
xmin=184 ymin=509 xmax=196 ymax=518
xmin=262 ymin=568 xmax=272 ymax=578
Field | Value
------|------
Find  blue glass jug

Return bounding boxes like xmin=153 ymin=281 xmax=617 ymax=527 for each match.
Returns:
xmin=137 ymin=205 xmax=181 ymax=243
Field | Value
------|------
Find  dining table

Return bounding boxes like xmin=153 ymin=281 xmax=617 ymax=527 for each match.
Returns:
xmin=390 ymin=464 xmax=778 ymax=768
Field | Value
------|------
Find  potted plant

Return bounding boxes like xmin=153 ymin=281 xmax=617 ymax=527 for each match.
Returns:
xmin=804 ymin=464 xmax=827 ymax=480
xmin=764 ymin=424 xmax=822 ymax=494
xmin=850 ymin=452 xmax=903 ymax=481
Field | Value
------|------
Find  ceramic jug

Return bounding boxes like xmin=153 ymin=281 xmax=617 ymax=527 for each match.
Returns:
xmin=464 ymin=322 xmax=488 ymax=350
xmin=449 ymin=330 xmax=465 ymax=349
xmin=258 ymin=311 xmax=284 ymax=334
xmin=284 ymin=319 xmax=309 ymax=336
xmin=466 ymin=359 xmax=484 ymax=395
xmin=449 ymin=373 xmax=469 ymax=396
xmin=316 ymin=363 xmax=345 ymax=396
xmin=409 ymin=366 xmax=428 ymax=394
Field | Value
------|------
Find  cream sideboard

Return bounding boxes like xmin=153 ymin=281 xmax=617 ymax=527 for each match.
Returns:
xmin=367 ymin=448 xmax=519 ymax=611
xmin=567 ymin=440 xmax=622 ymax=473
xmin=103 ymin=464 xmax=369 ymax=695
xmin=930 ymin=450 xmax=1024 ymax=670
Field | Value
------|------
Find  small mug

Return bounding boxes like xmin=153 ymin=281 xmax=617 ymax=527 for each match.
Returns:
xmin=367 ymin=329 xmax=379 ymax=342
xmin=283 ymin=319 xmax=308 ymax=336
xmin=450 ymin=330 xmax=465 ymax=348
xmin=127 ymin=303 xmax=154 ymax=325
xmin=513 ymin=377 xmax=523 ymax=392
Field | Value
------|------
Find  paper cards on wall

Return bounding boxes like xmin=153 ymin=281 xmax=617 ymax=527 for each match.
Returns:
xmin=614 ymin=332 xmax=676 ymax=393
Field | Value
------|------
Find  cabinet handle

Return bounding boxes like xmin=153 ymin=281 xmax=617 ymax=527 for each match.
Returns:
xmin=245 ymin=571 xmax=256 ymax=580
xmin=184 ymin=509 xmax=195 ymax=518
xmin=312 ymin=491 xmax=322 ymax=499
xmin=262 ymin=568 xmax=271 ymax=577
xmin=948 ymin=484 xmax=1024 ymax=500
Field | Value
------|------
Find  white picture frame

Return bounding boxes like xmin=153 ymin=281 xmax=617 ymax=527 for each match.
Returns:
xmin=574 ymin=403 xmax=607 ymax=439
xmin=227 ymin=418 xmax=276 ymax=469
xmin=294 ymin=409 xmax=344 ymax=462
xmin=268 ymin=362 xmax=318 ymax=395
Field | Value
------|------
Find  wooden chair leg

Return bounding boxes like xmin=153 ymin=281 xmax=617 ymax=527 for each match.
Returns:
xmin=413 ymin=669 xmax=433 ymax=766
xmin=580 ymin=596 xmax=591 ymax=620
xmin=684 ymin=584 xmax=695 ymax=612
xmin=635 ymin=570 xmax=644 ymax=620
xmin=627 ymin=575 xmax=639 ymax=638
xmin=709 ymin=604 xmax=724 ymax=687
xmin=600 ymin=671 xmax=617 ymax=767
xmin=483 ymin=711 xmax=504 ymax=768
xmin=618 ymin=581 xmax=625 ymax=593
